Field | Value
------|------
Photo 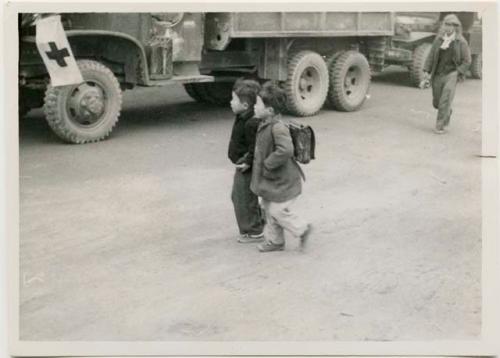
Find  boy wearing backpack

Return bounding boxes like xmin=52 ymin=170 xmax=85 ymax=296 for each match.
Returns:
xmin=228 ymin=79 xmax=265 ymax=243
xmin=250 ymin=82 xmax=312 ymax=252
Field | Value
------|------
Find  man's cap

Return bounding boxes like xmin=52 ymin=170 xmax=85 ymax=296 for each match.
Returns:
xmin=443 ymin=14 xmax=461 ymax=26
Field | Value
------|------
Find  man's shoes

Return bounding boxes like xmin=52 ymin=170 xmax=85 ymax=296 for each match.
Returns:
xmin=257 ymin=241 xmax=285 ymax=252
xmin=434 ymin=128 xmax=445 ymax=134
xmin=238 ymin=232 xmax=264 ymax=243
xmin=299 ymin=224 xmax=313 ymax=250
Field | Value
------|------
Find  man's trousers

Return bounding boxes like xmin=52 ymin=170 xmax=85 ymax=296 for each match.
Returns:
xmin=432 ymin=71 xmax=458 ymax=130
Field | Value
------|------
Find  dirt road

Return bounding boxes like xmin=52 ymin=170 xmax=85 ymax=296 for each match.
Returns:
xmin=19 ymin=67 xmax=482 ymax=341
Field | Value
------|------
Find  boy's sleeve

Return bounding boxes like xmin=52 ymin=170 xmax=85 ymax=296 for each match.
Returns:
xmin=227 ymin=119 xmax=240 ymax=164
xmin=243 ymin=119 xmax=259 ymax=166
xmin=264 ymin=122 xmax=294 ymax=170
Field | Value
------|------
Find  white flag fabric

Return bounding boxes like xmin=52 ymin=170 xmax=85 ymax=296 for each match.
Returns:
xmin=36 ymin=15 xmax=84 ymax=87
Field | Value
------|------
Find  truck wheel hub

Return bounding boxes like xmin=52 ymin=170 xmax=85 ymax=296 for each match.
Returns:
xmin=67 ymin=82 xmax=106 ymax=126
xmin=298 ymin=67 xmax=319 ymax=100
xmin=344 ymin=66 xmax=361 ymax=96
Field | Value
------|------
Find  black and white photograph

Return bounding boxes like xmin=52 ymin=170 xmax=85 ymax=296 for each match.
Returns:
xmin=3 ymin=1 xmax=499 ymax=356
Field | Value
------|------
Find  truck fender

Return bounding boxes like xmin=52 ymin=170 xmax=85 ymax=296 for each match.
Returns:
xmin=65 ymin=30 xmax=150 ymax=85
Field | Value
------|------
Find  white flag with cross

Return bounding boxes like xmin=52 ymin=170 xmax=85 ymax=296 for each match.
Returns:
xmin=36 ymin=15 xmax=84 ymax=87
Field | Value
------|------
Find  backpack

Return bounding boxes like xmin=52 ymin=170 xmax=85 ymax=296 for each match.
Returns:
xmin=286 ymin=121 xmax=316 ymax=164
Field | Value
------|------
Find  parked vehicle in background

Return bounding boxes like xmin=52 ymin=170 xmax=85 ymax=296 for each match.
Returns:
xmin=384 ymin=12 xmax=481 ymax=87
xmin=467 ymin=17 xmax=482 ymax=79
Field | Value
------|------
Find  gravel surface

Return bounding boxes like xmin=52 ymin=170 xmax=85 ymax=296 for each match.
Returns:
xmin=19 ymin=67 xmax=482 ymax=341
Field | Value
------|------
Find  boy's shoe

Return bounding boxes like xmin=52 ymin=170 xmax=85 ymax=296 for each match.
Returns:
xmin=257 ymin=241 xmax=285 ymax=252
xmin=299 ymin=224 xmax=313 ymax=250
xmin=238 ymin=233 xmax=264 ymax=243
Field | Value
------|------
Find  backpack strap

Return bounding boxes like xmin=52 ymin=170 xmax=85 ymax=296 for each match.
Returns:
xmin=270 ymin=119 xmax=306 ymax=182
xmin=309 ymin=126 xmax=316 ymax=160
xmin=293 ymin=159 xmax=306 ymax=182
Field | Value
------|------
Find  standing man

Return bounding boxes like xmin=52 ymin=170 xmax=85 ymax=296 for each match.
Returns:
xmin=423 ymin=14 xmax=471 ymax=134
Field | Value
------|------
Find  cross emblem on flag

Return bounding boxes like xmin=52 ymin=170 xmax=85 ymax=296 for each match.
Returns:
xmin=35 ymin=15 xmax=83 ymax=87
xmin=46 ymin=42 xmax=70 ymax=67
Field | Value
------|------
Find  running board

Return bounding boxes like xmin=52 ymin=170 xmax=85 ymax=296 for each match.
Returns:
xmin=148 ymin=75 xmax=214 ymax=87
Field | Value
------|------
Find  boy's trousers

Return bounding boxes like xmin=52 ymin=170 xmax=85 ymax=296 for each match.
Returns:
xmin=432 ymin=71 xmax=458 ymax=130
xmin=261 ymin=197 xmax=308 ymax=245
xmin=231 ymin=169 xmax=264 ymax=236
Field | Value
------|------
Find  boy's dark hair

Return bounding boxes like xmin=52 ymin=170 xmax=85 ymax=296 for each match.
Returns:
xmin=232 ymin=79 xmax=261 ymax=108
xmin=258 ymin=81 xmax=287 ymax=114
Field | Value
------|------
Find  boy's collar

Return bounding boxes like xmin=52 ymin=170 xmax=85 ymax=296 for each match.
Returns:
xmin=259 ymin=113 xmax=280 ymax=126
xmin=237 ymin=108 xmax=254 ymax=120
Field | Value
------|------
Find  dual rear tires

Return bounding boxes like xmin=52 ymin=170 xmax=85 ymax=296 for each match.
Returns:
xmin=286 ymin=50 xmax=370 ymax=116
xmin=186 ymin=50 xmax=372 ymax=117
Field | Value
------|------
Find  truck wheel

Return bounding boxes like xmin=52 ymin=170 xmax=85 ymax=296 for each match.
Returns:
xmin=184 ymin=83 xmax=205 ymax=102
xmin=324 ymin=51 xmax=346 ymax=109
xmin=204 ymin=82 xmax=233 ymax=105
xmin=184 ymin=83 xmax=215 ymax=104
xmin=409 ymin=42 xmax=432 ymax=88
xmin=285 ymin=51 xmax=329 ymax=117
xmin=19 ymin=88 xmax=44 ymax=118
xmin=44 ymin=60 xmax=122 ymax=144
xmin=329 ymin=51 xmax=371 ymax=112
xmin=470 ymin=54 xmax=482 ymax=79
xmin=19 ymin=97 xmax=30 ymax=118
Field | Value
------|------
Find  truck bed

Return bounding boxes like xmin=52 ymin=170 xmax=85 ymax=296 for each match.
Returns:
xmin=205 ymin=12 xmax=394 ymax=50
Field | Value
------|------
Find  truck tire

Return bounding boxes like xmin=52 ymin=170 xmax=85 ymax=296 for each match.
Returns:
xmin=43 ymin=60 xmax=122 ymax=144
xmin=204 ymin=82 xmax=233 ymax=105
xmin=19 ymin=94 xmax=30 ymax=118
xmin=184 ymin=83 xmax=206 ymax=103
xmin=324 ymin=51 xmax=346 ymax=108
xmin=185 ymin=83 xmax=216 ymax=104
xmin=409 ymin=42 xmax=432 ymax=88
xmin=285 ymin=51 xmax=329 ymax=117
xmin=19 ymin=88 xmax=44 ymax=118
xmin=329 ymin=51 xmax=371 ymax=112
xmin=470 ymin=54 xmax=482 ymax=79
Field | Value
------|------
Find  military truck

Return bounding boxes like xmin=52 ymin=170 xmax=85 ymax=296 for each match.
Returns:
xmin=383 ymin=12 xmax=481 ymax=87
xmin=19 ymin=12 xmax=394 ymax=143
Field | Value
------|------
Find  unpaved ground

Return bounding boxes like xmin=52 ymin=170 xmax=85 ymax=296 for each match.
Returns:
xmin=19 ymin=67 xmax=482 ymax=341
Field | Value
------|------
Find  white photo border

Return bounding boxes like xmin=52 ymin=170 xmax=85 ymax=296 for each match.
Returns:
xmin=3 ymin=0 xmax=499 ymax=356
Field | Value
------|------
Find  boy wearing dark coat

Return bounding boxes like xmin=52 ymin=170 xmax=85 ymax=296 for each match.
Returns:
xmin=228 ymin=79 xmax=264 ymax=243
xmin=250 ymin=82 xmax=312 ymax=252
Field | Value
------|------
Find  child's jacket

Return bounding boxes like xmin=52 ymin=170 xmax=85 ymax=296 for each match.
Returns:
xmin=251 ymin=115 xmax=303 ymax=203
xmin=228 ymin=110 xmax=259 ymax=167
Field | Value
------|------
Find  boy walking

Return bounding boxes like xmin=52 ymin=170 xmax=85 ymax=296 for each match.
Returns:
xmin=228 ymin=79 xmax=264 ymax=243
xmin=250 ymin=82 xmax=312 ymax=252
